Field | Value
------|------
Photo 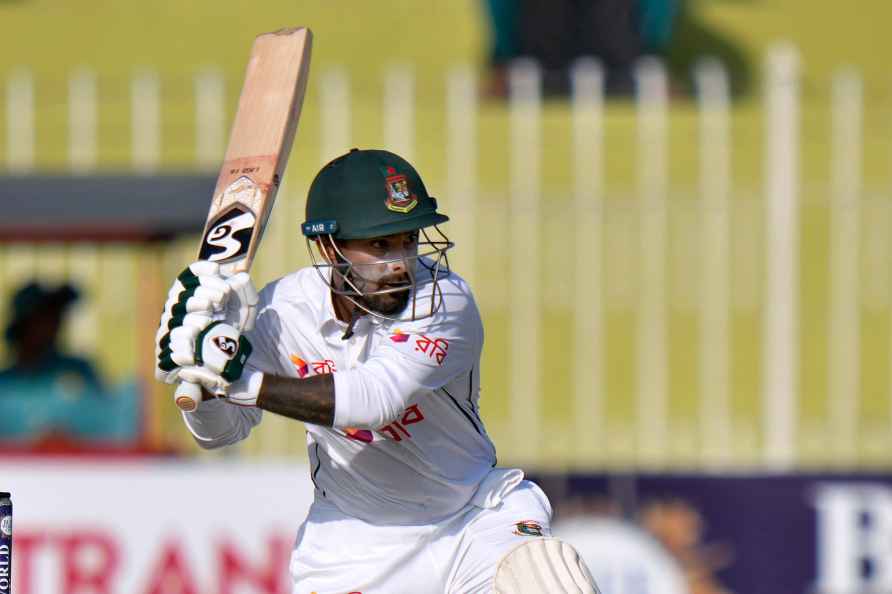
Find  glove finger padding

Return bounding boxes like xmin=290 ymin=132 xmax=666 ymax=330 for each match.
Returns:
xmin=194 ymin=321 xmax=252 ymax=382
xmin=156 ymin=314 xmax=213 ymax=377
xmin=167 ymin=286 xmax=228 ymax=320
xmin=165 ymin=262 xmax=231 ymax=320
xmin=156 ymin=262 xmax=231 ymax=375
xmin=155 ymin=261 xmax=257 ymax=385
xmin=219 ymin=272 xmax=258 ymax=331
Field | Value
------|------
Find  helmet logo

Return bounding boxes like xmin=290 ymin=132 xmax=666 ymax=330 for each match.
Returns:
xmin=384 ymin=168 xmax=418 ymax=214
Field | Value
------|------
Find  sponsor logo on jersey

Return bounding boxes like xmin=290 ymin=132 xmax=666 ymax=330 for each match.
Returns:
xmin=513 ymin=520 xmax=544 ymax=537
xmin=343 ymin=404 xmax=427 ymax=444
xmin=390 ymin=331 xmax=449 ymax=365
xmin=414 ymin=335 xmax=449 ymax=365
xmin=383 ymin=166 xmax=418 ymax=214
xmin=344 ymin=427 xmax=374 ymax=443
xmin=312 ymin=359 xmax=336 ymax=375
xmin=290 ymin=355 xmax=309 ymax=378
xmin=290 ymin=355 xmax=336 ymax=378
xmin=389 ymin=329 xmax=410 ymax=343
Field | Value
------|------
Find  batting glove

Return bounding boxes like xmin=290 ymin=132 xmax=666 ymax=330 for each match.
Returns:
xmin=157 ymin=320 xmax=252 ymax=385
xmin=222 ymin=369 xmax=264 ymax=407
xmin=155 ymin=261 xmax=258 ymax=383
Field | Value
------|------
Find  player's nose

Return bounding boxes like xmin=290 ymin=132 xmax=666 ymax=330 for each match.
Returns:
xmin=388 ymin=251 xmax=411 ymax=273
xmin=389 ymin=259 xmax=406 ymax=275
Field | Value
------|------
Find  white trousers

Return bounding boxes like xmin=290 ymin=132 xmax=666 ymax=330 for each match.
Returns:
xmin=289 ymin=479 xmax=553 ymax=594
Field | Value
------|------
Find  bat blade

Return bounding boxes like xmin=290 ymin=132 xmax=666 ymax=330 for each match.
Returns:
xmin=198 ymin=26 xmax=312 ymax=275
xmin=176 ymin=27 xmax=312 ymax=413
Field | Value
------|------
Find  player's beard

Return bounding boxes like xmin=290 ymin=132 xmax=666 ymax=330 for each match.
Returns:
xmin=338 ymin=268 xmax=413 ymax=317
xmin=356 ymin=284 xmax=411 ymax=316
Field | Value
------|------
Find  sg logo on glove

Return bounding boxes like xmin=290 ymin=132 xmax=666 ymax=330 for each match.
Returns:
xmin=213 ymin=335 xmax=239 ymax=358
xmin=196 ymin=322 xmax=252 ymax=382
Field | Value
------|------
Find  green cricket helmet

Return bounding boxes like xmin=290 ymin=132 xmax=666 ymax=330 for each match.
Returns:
xmin=302 ymin=148 xmax=449 ymax=239
xmin=301 ymin=149 xmax=453 ymax=322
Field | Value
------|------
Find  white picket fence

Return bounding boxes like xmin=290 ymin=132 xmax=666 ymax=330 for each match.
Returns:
xmin=2 ymin=44 xmax=887 ymax=469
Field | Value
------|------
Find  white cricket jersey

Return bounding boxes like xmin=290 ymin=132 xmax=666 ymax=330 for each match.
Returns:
xmin=184 ymin=261 xmax=505 ymax=525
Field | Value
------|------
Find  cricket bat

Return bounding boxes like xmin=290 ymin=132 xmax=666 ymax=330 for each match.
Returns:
xmin=174 ymin=27 xmax=312 ymax=412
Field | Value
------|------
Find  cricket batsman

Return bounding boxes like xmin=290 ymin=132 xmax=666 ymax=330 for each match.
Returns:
xmin=155 ymin=149 xmax=600 ymax=593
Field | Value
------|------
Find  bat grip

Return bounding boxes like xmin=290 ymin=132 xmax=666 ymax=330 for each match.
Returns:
xmin=173 ymin=297 xmax=252 ymax=412
xmin=174 ymin=381 xmax=203 ymax=412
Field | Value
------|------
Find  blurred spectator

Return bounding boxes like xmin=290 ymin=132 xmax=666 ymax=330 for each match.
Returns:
xmin=0 ymin=281 xmax=139 ymax=447
xmin=482 ymin=0 xmax=751 ymax=98
xmin=483 ymin=0 xmax=670 ymax=96
xmin=0 ymin=281 xmax=102 ymax=392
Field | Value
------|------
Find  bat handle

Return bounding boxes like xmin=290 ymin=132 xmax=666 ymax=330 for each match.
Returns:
xmin=174 ymin=381 xmax=203 ymax=412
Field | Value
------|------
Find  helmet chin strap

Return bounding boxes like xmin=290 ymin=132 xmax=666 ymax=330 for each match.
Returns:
xmin=341 ymin=306 xmax=362 ymax=340
xmin=329 ymin=257 xmax=362 ymax=339
xmin=330 ymin=255 xmax=379 ymax=339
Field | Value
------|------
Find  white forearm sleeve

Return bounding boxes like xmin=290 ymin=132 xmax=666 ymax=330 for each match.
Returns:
xmin=332 ymin=359 xmax=412 ymax=429
xmin=181 ymin=398 xmax=262 ymax=449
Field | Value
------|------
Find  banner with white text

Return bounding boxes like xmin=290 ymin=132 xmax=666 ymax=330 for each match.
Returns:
xmin=0 ymin=459 xmax=314 ymax=594
xmin=534 ymin=472 xmax=892 ymax=594
xmin=3 ymin=461 xmax=890 ymax=594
